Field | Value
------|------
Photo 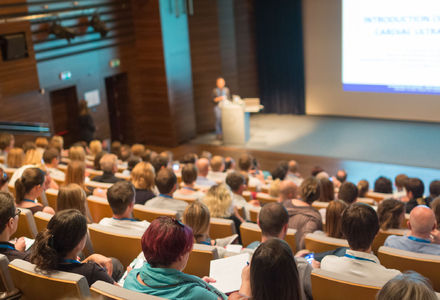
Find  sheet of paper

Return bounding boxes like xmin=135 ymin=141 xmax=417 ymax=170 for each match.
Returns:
xmin=209 ymin=253 xmax=250 ymax=293
xmin=225 ymin=244 xmax=242 ymax=253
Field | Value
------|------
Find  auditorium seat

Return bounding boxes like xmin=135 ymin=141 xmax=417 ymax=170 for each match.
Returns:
xmin=249 ymin=207 xmax=260 ymax=223
xmin=209 ymin=218 xmax=236 ymax=240
xmin=240 ymin=222 xmax=297 ymax=253
xmin=34 ymin=211 xmax=53 ymax=233
xmin=85 ymin=181 xmax=113 ymax=191
xmin=11 ymin=208 xmax=37 ymax=239
xmin=45 ymin=188 xmax=58 ymax=211
xmin=172 ymin=194 xmax=197 ymax=204
xmin=248 ymin=186 xmax=257 ymax=193
xmin=57 ymin=164 xmax=68 ymax=173
xmin=88 ymin=224 xmax=142 ymax=268
xmin=4 ymin=168 xmax=16 ymax=180
xmin=90 ymin=280 xmax=165 ymax=299
xmin=312 ymin=201 xmax=330 ymax=210
xmin=371 ymin=228 xmax=408 ymax=254
xmin=237 ymin=207 xmax=246 ymax=220
xmin=378 ymin=246 xmax=440 ymax=292
xmin=366 ymin=192 xmax=393 ymax=204
xmin=311 ymin=268 xmax=382 ymax=300
xmin=7 ymin=184 xmax=16 ymax=197
xmin=133 ymin=205 xmax=177 ymax=223
xmin=87 ymin=196 xmax=113 ymax=223
xmin=356 ymin=198 xmax=376 ymax=205
xmin=182 ymin=244 xmax=219 ymax=278
xmin=255 ymin=193 xmax=278 ymax=205
xmin=304 ymin=232 xmax=349 ymax=253
xmin=8 ymin=259 xmax=90 ymax=299
xmin=242 ymin=191 xmax=251 ymax=202
xmin=0 ymin=254 xmax=20 ymax=299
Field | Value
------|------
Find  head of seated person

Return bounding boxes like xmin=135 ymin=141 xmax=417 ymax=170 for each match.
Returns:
xmin=0 ymin=133 xmax=14 ymax=153
xmin=224 ymin=156 xmax=235 ymax=172
xmin=325 ymin=200 xmax=348 ymax=239
xmin=69 ymin=145 xmax=86 ymax=162
xmin=43 ymin=147 xmax=60 ymax=169
xmin=431 ymin=197 xmax=440 ymax=230
xmin=181 ymin=164 xmax=197 ymax=187
xmin=299 ymin=177 xmax=320 ymax=205
xmin=49 ymin=136 xmax=63 ymax=153
xmin=374 ymin=176 xmax=393 ymax=194
xmin=226 ymin=172 xmax=246 ymax=195
xmin=195 ymin=158 xmax=210 ymax=178
xmin=119 ymin=144 xmax=131 ymax=162
xmin=335 ymin=169 xmax=347 ymax=184
xmin=22 ymin=141 xmax=36 ymax=154
xmin=377 ymin=198 xmax=405 ymax=231
xmin=24 ymin=148 xmax=42 ymax=166
xmin=180 ymin=153 xmax=198 ymax=165
xmin=405 ymin=178 xmax=425 ymax=202
xmin=202 ymin=184 xmax=232 ymax=218
xmin=377 ymin=271 xmax=437 ymax=300
xmin=93 ymin=151 xmax=106 ymax=170
xmin=338 ymin=182 xmax=358 ymax=205
xmin=342 ymin=203 xmax=379 ymax=252
xmin=151 ymin=155 xmax=169 ymax=174
xmin=89 ymin=140 xmax=102 ymax=157
xmin=183 ymin=202 xmax=211 ymax=244
xmin=155 ymin=168 xmax=177 ymax=196
xmin=407 ymin=205 xmax=436 ymax=240
xmin=319 ymin=177 xmax=335 ymax=202
xmin=110 ymin=141 xmax=121 ymax=158
xmin=210 ymin=156 xmax=224 ymax=173
xmin=57 ymin=184 xmax=88 ymax=221
xmin=394 ymin=174 xmax=408 ymax=192
xmin=107 ymin=181 xmax=135 ymax=219
xmin=66 ymin=160 xmax=86 ymax=188
xmin=30 ymin=209 xmax=115 ymax=286
xmin=271 ymin=161 xmax=288 ymax=181
xmin=130 ymin=162 xmax=155 ymax=191
xmin=131 ymin=144 xmax=145 ymax=158
xmin=0 ymin=192 xmax=24 ymax=256
xmin=279 ymin=180 xmax=298 ymax=202
xmin=238 ymin=153 xmax=253 ymax=173
xmin=258 ymin=203 xmax=289 ymax=242
xmin=127 ymin=156 xmax=141 ymax=172
xmin=100 ymin=153 xmax=118 ymax=175
xmin=357 ymin=179 xmax=369 ymax=198
xmin=7 ymin=147 xmax=24 ymax=168
xmin=239 ymin=239 xmax=301 ymax=300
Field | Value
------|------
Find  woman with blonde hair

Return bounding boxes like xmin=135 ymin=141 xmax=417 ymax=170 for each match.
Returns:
xmin=6 ymin=148 xmax=24 ymax=168
xmin=69 ymin=145 xmax=86 ymax=162
xmin=57 ymin=183 xmax=92 ymax=223
xmin=49 ymin=136 xmax=64 ymax=153
xmin=89 ymin=140 xmax=102 ymax=157
xmin=65 ymin=160 xmax=90 ymax=195
xmin=130 ymin=162 xmax=156 ymax=205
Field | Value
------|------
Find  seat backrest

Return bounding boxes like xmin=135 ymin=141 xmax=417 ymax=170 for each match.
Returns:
xmin=183 ymin=244 xmax=218 ymax=278
xmin=91 ymin=280 xmax=165 ymax=300
xmin=378 ymin=246 xmax=440 ymax=292
xmin=34 ymin=211 xmax=53 ymax=233
xmin=8 ymin=259 xmax=90 ymax=299
xmin=133 ymin=205 xmax=177 ymax=223
xmin=249 ymin=207 xmax=260 ymax=223
xmin=366 ymin=192 xmax=392 ymax=203
xmin=11 ymin=208 xmax=38 ymax=239
xmin=0 ymin=254 xmax=20 ymax=298
xmin=311 ymin=269 xmax=382 ymax=300
xmin=312 ymin=201 xmax=330 ymax=210
xmin=85 ymin=181 xmax=113 ymax=190
xmin=86 ymin=196 xmax=114 ymax=223
xmin=209 ymin=218 xmax=236 ymax=240
xmin=255 ymin=193 xmax=278 ymax=205
xmin=172 ymin=194 xmax=197 ymax=204
xmin=304 ymin=232 xmax=349 ymax=253
xmin=239 ymin=222 xmax=297 ymax=253
xmin=45 ymin=188 xmax=59 ymax=212
xmin=372 ymin=229 xmax=408 ymax=254
xmin=242 ymin=191 xmax=251 ymax=202
xmin=88 ymin=224 xmax=142 ymax=268
xmin=87 ymin=169 xmax=103 ymax=180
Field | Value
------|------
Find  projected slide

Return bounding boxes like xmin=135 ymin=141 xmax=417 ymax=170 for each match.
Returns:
xmin=342 ymin=0 xmax=440 ymax=94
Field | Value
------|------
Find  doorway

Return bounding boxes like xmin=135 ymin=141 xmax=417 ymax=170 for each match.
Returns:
xmin=49 ymin=86 xmax=79 ymax=147
xmin=105 ymin=73 xmax=129 ymax=142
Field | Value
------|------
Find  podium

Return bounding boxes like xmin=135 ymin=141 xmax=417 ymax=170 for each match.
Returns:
xmin=221 ymin=98 xmax=263 ymax=145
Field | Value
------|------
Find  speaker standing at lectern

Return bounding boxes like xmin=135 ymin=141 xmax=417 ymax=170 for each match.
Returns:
xmin=212 ymin=77 xmax=230 ymax=140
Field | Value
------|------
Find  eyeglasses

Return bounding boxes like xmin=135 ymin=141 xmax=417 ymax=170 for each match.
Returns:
xmin=13 ymin=209 xmax=21 ymax=218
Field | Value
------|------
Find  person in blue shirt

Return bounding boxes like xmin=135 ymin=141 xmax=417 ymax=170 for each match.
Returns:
xmin=124 ymin=216 xmax=227 ymax=300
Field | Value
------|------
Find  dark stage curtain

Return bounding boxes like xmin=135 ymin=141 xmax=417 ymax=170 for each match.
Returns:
xmin=254 ymin=0 xmax=305 ymax=114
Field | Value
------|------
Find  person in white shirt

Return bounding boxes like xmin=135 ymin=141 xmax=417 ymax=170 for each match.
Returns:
xmin=321 ymin=203 xmax=400 ymax=284
xmin=43 ymin=147 xmax=65 ymax=182
xmin=145 ymin=168 xmax=188 ymax=220
xmin=207 ymin=155 xmax=227 ymax=183
xmin=195 ymin=158 xmax=216 ymax=188
xmin=99 ymin=181 xmax=149 ymax=236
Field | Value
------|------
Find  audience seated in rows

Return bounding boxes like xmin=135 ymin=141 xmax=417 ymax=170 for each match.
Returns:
xmin=233 ymin=239 xmax=302 ymax=300
xmin=93 ymin=154 xmax=124 ymax=184
xmin=283 ymin=177 xmax=322 ymax=250
xmin=207 ymin=155 xmax=227 ymax=183
xmin=57 ymin=183 xmax=92 ymax=223
xmin=30 ymin=209 xmax=123 ymax=286
xmin=130 ymin=162 xmax=156 ymax=205
xmin=320 ymin=203 xmax=401 ymax=284
xmin=195 ymin=158 xmax=216 ymax=188
xmin=384 ymin=205 xmax=440 ymax=255
xmin=377 ymin=271 xmax=437 ymax=300
xmin=123 ymin=216 xmax=227 ymax=299
xmin=145 ymin=168 xmax=188 ymax=219
xmin=173 ymin=164 xmax=205 ymax=201
xmin=377 ymin=198 xmax=405 ymax=231
xmin=99 ymin=181 xmax=149 ymax=236
xmin=15 ymin=168 xmax=54 ymax=215
xmin=0 ymin=191 xmax=29 ymax=261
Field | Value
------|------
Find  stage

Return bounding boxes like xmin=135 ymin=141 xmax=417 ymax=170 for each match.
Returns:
xmin=189 ymin=114 xmax=440 ymax=190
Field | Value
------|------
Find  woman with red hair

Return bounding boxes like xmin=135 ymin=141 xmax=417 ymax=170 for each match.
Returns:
xmin=123 ymin=217 xmax=226 ymax=299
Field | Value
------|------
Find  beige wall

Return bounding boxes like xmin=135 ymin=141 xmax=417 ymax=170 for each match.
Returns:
xmin=303 ymin=0 xmax=440 ymax=122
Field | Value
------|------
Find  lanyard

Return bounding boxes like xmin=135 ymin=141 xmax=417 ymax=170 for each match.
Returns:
xmin=23 ymin=199 xmax=36 ymax=203
xmin=159 ymin=194 xmax=173 ymax=199
xmin=112 ymin=217 xmax=137 ymax=222
xmin=182 ymin=186 xmax=196 ymax=192
xmin=408 ymin=236 xmax=431 ymax=244
xmin=0 ymin=244 xmax=15 ymax=250
xmin=344 ymin=253 xmax=376 ymax=264
xmin=63 ymin=259 xmax=81 ymax=264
